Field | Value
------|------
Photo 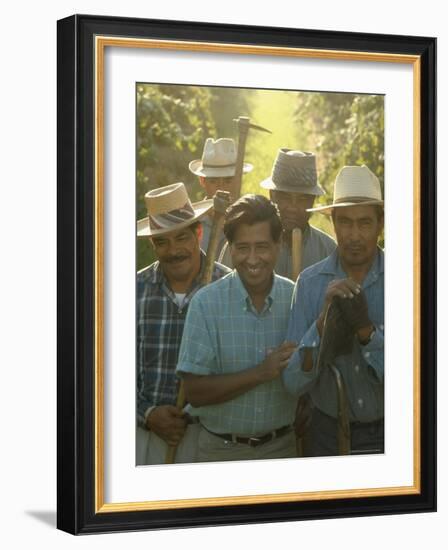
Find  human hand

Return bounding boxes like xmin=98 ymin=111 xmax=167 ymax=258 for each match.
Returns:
xmin=317 ymin=278 xmax=362 ymax=335
xmin=334 ymin=289 xmax=372 ymax=333
xmin=146 ymin=405 xmax=187 ymax=446
xmin=257 ymin=341 xmax=298 ymax=383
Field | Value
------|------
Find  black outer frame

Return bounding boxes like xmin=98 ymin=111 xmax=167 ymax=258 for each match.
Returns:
xmin=57 ymin=14 xmax=436 ymax=535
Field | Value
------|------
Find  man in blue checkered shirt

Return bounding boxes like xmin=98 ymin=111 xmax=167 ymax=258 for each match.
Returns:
xmin=136 ymin=183 xmax=229 ymax=465
xmin=177 ymin=195 xmax=299 ymax=462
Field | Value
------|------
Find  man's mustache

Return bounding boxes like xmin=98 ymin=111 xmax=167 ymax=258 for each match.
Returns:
xmin=165 ymin=254 xmax=190 ymax=263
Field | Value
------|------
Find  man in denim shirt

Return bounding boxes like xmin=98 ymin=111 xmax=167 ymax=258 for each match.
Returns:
xmin=283 ymin=165 xmax=384 ymax=456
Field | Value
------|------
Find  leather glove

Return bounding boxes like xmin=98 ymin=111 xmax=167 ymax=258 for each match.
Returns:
xmin=320 ymin=300 xmax=355 ymax=360
xmin=333 ymin=290 xmax=371 ymax=332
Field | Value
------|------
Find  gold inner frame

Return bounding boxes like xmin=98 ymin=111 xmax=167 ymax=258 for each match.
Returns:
xmin=94 ymin=36 xmax=422 ymax=513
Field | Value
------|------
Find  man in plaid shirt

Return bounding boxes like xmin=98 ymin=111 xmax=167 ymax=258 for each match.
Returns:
xmin=136 ymin=182 xmax=229 ymax=465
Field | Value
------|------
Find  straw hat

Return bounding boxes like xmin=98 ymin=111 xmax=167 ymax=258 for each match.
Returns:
xmin=307 ymin=165 xmax=383 ymax=215
xmin=260 ymin=149 xmax=324 ymax=196
xmin=137 ymin=182 xmax=213 ymax=237
xmin=189 ymin=138 xmax=253 ymax=177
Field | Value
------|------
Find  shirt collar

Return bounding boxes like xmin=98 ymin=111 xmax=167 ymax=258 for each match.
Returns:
xmin=233 ymin=270 xmax=276 ymax=312
xmin=320 ymin=247 xmax=384 ymax=285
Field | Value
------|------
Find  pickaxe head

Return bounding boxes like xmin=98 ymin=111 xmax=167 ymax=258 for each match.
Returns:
xmin=233 ymin=116 xmax=272 ymax=134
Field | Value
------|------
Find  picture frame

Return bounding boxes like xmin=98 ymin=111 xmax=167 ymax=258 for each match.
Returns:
xmin=57 ymin=14 xmax=436 ymax=534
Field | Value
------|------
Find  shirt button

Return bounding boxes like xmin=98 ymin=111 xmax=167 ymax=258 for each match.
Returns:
xmin=357 ymin=398 xmax=364 ymax=408
xmin=354 ymin=364 xmax=360 ymax=373
xmin=312 ymin=341 xmax=317 ymax=346
xmin=364 ymin=351 xmax=370 ymax=359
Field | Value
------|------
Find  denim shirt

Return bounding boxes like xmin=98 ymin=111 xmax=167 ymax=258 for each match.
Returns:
xmin=283 ymin=248 xmax=384 ymax=422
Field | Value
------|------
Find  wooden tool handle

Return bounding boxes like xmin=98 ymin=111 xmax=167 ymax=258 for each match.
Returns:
xmin=164 ymin=384 xmax=186 ymax=464
xmin=291 ymin=228 xmax=303 ymax=281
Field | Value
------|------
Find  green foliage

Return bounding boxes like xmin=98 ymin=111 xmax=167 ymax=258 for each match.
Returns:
xmin=137 ymin=84 xmax=216 ymax=212
xmin=209 ymin=87 xmax=254 ymax=137
xmin=294 ymin=92 xmax=384 ymax=201
xmin=294 ymin=92 xmax=384 ymax=245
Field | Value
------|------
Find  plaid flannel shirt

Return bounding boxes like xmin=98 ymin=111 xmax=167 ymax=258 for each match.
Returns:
xmin=137 ymin=253 xmax=230 ymax=427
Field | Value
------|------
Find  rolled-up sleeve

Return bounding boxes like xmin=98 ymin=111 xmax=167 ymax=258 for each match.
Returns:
xmin=283 ymin=276 xmax=321 ymax=397
xmin=176 ymin=293 xmax=217 ymax=376
xmin=361 ymin=325 xmax=384 ymax=381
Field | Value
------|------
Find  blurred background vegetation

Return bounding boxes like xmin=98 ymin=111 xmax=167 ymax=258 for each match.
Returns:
xmin=137 ymin=84 xmax=384 ymax=270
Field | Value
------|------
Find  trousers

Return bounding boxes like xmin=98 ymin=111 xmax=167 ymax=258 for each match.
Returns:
xmin=136 ymin=424 xmax=200 ymax=465
xmin=307 ymin=407 xmax=384 ymax=457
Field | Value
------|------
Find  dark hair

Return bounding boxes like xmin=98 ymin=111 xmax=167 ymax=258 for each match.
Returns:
xmin=223 ymin=194 xmax=282 ymax=243
xmin=331 ymin=204 xmax=384 ymax=222
xmin=188 ymin=221 xmax=201 ymax=234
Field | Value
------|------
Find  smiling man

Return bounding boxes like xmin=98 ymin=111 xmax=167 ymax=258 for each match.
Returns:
xmin=136 ymin=182 xmax=229 ymax=465
xmin=283 ymin=165 xmax=385 ymax=456
xmin=218 ymin=149 xmax=336 ymax=278
xmin=176 ymin=195 xmax=298 ymax=462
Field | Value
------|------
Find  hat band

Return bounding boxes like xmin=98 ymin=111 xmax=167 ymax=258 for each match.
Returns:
xmin=202 ymin=162 xmax=236 ymax=169
xmin=148 ymin=201 xmax=196 ymax=230
xmin=334 ymin=196 xmax=381 ymax=204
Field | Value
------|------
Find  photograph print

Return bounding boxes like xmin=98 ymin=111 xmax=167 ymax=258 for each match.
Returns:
xmin=135 ymin=82 xmax=385 ymax=466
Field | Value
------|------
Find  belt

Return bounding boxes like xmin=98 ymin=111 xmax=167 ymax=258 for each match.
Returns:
xmin=317 ymin=408 xmax=383 ymax=429
xmin=203 ymin=425 xmax=292 ymax=448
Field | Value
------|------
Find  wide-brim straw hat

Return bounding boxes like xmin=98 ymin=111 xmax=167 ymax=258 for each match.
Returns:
xmin=189 ymin=137 xmax=253 ymax=177
xmin=260 ymin=149 xmax=324 ymax=196
xmin=137 ymin=182 xmax=213 ymax=237
xmin=307 ymin=165 xmax=384 ymax=215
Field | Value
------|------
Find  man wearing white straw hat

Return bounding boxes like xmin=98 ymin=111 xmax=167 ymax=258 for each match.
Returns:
xmin=189 ymin=137 xmax=252 ymax=259
xmin=136 ymin=182 xmax=230 ymax=465
xmin=283 ymin=165 xmax=385 ymax=456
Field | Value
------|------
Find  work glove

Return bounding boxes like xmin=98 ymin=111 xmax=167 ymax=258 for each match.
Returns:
xmin=320 ymin=300 xmax=355 ymax=361
xmin=333 ymin=290 xmax=371 ymax=332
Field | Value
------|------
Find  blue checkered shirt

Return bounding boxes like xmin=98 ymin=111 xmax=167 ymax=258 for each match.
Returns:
xmin=283 ymin=248 xmax=384 ymax=422
xmin=137 ymin=254 xmax=230 ymax=426
xmin=176 ymin=272 xmax=297 ymax=435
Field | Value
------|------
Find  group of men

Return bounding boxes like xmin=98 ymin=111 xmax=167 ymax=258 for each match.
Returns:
xmin=136 ymin=136 xmax=384 ymax=465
